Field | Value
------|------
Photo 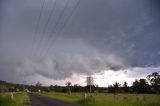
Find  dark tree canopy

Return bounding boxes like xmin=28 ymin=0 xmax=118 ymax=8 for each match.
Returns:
xmin=132 ymin=79 xmax=151 ymax=93
xmin=123 ymin=81 xmax=129 ymax=92
xmin=147 ymin=72 xmax=160 ymax=93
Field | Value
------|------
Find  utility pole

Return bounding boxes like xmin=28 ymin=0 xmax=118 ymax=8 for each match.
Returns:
xmin=90 ymin=84 xmax=91 ymax=93
xmin=23 ymin=81 xmax=26 ymax=92
xmin=86 ymin=76 xmax=94 ymax=93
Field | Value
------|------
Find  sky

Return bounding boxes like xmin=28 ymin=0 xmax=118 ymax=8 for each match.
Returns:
xmin=0 ymin=0 xmax=160 ymax=87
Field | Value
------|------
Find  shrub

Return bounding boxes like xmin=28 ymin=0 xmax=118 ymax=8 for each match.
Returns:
xmin=78 ymin=94 xmax=95 ymax=105
xmin=0 ymin=97 xmax=16 ymax=106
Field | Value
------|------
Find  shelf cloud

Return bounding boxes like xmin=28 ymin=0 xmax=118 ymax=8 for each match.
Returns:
xmin=0 ymin=0 xmax=160 ymax=84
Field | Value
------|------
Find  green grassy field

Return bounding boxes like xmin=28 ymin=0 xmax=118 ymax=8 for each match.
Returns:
xmin=37 ymin=92 xmax=160 ymax=106
xmin=0 ymin=92 xmax=30 ymax=106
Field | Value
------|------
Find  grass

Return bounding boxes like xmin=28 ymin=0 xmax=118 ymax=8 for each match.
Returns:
xmin=0 ymin=92 xmax=30 ymax=106
xmin=36 ymin=92 xmax=160 ymax=106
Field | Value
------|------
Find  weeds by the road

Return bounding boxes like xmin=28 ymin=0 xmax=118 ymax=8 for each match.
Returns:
xmin=0 ymin=96 xmax=16 ymax=106
xmin=0 ymin=92 xmax=30 ymax=106
xmin=36 ymin=92 xmax=160 ymax=106
xmin=77 ymin=94 xmax=95 ymax=105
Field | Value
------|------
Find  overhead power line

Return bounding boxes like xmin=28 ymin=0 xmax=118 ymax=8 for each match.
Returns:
xmin=39 ymin=0 xmax=70 ymax=57
xmin=31 ymin=0 xmax=45 ymax=57
xmin=41 ymin=0 xmax=80 ymax=57
xmin=34 ymin=0 xmax=57 ymax=57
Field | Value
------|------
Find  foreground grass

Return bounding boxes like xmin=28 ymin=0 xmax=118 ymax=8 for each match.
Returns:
xmin=36 ymin=92 xmax=160 ymax=106
xmin=0 ymin=92 xmax=30 ymax=106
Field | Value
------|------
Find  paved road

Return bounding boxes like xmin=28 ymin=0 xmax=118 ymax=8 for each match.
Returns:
xmin=28 ymin=93 xmax=79 ymax=106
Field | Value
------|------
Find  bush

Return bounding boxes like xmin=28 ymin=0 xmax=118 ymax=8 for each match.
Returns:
xmin=0 ymin=97 xmax=16 ymax=106
xmin=78 ymin=94 xmax=95 ymax=105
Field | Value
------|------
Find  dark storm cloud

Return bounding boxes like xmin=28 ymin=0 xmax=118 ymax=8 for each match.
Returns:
xmin=65 ymin=0 xmax=160 ymax=67
xmin=0 ymin=0 xmax=160 ymax=83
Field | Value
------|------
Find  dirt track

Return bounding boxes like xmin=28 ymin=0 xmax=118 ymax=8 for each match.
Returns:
xmin=28 ymin=93 xmax=79 ymax=106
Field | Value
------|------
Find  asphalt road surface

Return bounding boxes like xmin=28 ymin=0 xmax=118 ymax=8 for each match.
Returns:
xmin=28 ymin=93 xmax=79 ymax=106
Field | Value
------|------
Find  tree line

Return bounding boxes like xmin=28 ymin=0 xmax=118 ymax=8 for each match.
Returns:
xmin=0 ymin=72 xmax=159 ymax=94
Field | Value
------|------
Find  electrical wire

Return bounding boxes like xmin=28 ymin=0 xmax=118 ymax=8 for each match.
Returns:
xmin=31 ymin=0 xmax=45 ymax=57
xmin=35 ymin=0 xmax=57 ymax=57
xmin=41 ymin=0 xmax=80 ymax=57
xmin=39 ymin=0 xmax=70 ymax=57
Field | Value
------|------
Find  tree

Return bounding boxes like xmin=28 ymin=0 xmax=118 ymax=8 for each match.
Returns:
xmin=54 ymin=85 xmax=64 ymax=92
xmin=49 ymin=85 xmax=54 ymax=92
xmin=138 ymin=79 xmax=151 ymax=93
xmin=36 ymin=82 xmax=42 ymax=87
xmin=123 ymin=81 xmax=129 ymax=93
xmin=113 ymin=82 xmax=121 ymax=93
xmin=72 ymin=84 xmax=83 ymax=92
xmin=132 ymin=79 xmax=151 ymax=93
xmin=35 ymin=82 xmax=42 ymax=92
xmin=108 ymin=85 xmax=114 ymax=93
xmin=147 ymin=72 xmax=160 ymax=93
xmin=66 ymin=81 xmax=72 ymax=94
xmin=132 ymin=79 xmax=140 ymax=93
